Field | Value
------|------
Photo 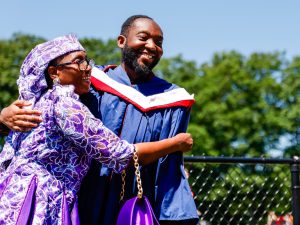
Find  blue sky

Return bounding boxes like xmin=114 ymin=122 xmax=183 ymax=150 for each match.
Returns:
xmin=1 ymin=0 xmax=299 ymax=65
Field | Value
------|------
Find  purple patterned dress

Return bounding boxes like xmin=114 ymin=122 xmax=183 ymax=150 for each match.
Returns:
xmin=0 ymin=84 xmax=134 ymax=225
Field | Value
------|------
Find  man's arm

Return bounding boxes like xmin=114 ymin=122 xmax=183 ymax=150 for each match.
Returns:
xmin=0 ymin=100 xmax=42 ymax=133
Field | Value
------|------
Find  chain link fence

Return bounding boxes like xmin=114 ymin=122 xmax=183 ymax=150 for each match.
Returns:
xmin=184 ymin=156 xmax=299 ymax=225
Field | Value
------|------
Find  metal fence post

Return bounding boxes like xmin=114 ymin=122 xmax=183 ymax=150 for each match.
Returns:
xmin=291 ymin=161 xmax=300 ymax=225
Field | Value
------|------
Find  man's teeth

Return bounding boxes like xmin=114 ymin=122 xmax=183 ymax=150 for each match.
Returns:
xmin=82 ymin=77 xmax=90 ymax=80
xmin=142 ymin=53 xmax=154 ymax=59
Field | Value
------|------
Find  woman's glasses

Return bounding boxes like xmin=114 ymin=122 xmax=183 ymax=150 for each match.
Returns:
xmin=54 ymin=58 xmax=95 ymax=71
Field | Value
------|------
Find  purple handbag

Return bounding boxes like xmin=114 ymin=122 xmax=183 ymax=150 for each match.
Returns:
xmin=116 ymin=149 xmax=160 ymax=225
xmin=116 ymin=196 xmax=160 ymax=225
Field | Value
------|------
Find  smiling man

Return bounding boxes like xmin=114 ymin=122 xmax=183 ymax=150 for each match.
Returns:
xmin=78 ymin=15 xmax=199 ymax=225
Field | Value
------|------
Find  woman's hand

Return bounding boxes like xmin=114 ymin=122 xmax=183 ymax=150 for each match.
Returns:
xmin=134 ymin=133 xmax=193 ymax=165
xmin=172 ymin=133 xmax=193 ymax=153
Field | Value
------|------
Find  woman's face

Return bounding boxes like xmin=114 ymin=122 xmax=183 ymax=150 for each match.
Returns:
xmin=51 ymin=50 xmax=92 ymax=95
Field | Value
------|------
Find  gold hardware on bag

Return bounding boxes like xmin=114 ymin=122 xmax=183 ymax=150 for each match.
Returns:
xmin=120 ymin=147 xmax=143 ymax=202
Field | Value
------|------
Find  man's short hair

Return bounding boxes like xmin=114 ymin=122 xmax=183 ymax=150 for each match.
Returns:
xmin=120 ymin=15 xmax=153 ymax=37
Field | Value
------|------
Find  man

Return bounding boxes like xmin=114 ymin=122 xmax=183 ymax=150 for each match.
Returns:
xmin=0 ymin=15 xmax=199 ymax=225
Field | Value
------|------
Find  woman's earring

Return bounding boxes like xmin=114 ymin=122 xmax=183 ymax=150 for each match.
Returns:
xmin=53 ymin=77 xmax=60 ymax=85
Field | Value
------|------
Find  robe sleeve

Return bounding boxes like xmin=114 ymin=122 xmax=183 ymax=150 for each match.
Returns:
xmin=155 ymin=106 xmax=199 ymax=221
xmin=158 ymin=106 xmax=191 ymax=160
xmin=53 ymin=96 xmax=134 ymax=173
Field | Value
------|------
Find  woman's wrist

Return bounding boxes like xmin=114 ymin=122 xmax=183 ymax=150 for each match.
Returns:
xmin=169 ymin=135 xmax=182 ymax=152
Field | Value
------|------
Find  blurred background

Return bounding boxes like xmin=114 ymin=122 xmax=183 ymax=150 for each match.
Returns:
xmin=1 ymin=1 xmax=299 ymax=224
xmin=1 ymin=0 xmax=300 ymax=65
xmin=1 ymin=0 xmax=299 ymax=157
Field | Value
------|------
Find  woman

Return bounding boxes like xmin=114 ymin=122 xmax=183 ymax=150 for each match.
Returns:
xmin=0 ymin=34 xmax=193 ymax=225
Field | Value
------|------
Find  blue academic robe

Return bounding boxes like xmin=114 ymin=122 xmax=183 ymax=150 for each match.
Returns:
xmin=79 ymin=65 xmax=198 ymax=225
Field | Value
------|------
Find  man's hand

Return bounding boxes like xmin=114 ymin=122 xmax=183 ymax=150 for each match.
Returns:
xmin=0 ymin=100 xmax=42 ymax=132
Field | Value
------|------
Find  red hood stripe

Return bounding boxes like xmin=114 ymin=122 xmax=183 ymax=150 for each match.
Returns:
xmin=91 ymin=75 xmax=195 ymax=113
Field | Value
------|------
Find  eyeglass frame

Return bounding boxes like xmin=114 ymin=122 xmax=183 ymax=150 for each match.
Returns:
xmin=53 ymin=57 xmax=95 ymax=71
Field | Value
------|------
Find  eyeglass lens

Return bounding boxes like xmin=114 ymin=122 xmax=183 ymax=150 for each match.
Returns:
xmin=78 ymin=59 xmax=89 ymax=71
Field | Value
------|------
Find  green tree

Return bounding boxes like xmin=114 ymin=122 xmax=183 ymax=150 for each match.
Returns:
xmin=158 ymin=51 xmax=299 ymax=157
xmin=281 ymin=56 xmax=300 ymax=157
xmin=0 ymin=34 xmax=299 ymax=223
xmin=0 ymin=33 xmax=46 ymax=109
xmin=157 ymin=52 xmax=299 ymax=223
xmin=1 ymin=34 xmax=299 ymax=156
xmin=80 ymin=37 xmax=120 ymax=65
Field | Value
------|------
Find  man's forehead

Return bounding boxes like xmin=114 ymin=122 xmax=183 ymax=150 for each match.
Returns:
xmin=129 ymin=18 xmax=163 ymax=36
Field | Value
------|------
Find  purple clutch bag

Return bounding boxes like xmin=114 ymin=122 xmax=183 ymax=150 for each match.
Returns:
xmin=116 ymin=196 xmax=160 ymax=225
xmin=116 ymin=148 xmax=160 ymax=225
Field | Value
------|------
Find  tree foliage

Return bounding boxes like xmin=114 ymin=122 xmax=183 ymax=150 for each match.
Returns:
xmin=0 ymin=33 xmax=299 ymax=222
xmin=0 ymin=33 xmax=46 ymax=109
xmin=157 ymin=52 xmax=299 ymax=157
xmin=0 ymin=33 xmax=299 ymax=156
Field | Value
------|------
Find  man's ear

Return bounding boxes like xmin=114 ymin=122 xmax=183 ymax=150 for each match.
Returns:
xmin=47 ymin=66 xmax=59 ymax=81
xmin=117 ymin=35 xmax=126 ymax=48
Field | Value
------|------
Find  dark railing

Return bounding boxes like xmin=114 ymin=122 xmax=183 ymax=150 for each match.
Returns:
xmin=184 ymin=156 xmax=300 ymax=225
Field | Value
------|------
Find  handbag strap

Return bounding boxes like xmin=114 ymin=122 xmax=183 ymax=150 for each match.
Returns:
xmin=120 ymin=147 xmax=143 ymax=201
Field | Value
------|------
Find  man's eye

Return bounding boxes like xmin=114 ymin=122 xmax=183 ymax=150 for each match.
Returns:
xmin=137 ymin=35 xmax=148 ymax=40
xmin=155 ymin=40 xmax=163 ymax=47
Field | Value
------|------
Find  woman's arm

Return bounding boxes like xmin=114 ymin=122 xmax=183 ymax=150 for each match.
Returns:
xmin=135 ymin=133 xmax=193 ymax=165
xmin=54 ymin=95 xmax=134 ymax=173
xmin=54 ymin=95 xmax=192 ymax=172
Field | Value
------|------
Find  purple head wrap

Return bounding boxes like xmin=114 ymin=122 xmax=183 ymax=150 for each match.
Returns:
xmin=17 ymin=34 xmax=85 ymax=107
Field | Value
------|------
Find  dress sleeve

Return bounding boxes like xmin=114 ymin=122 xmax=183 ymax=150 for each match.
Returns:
xmin=53 ymin=96 xmax=134 ymax=173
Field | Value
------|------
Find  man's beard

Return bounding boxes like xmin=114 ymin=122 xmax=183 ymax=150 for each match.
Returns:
xmin=122 ymin=45 xmax=159 ymax=82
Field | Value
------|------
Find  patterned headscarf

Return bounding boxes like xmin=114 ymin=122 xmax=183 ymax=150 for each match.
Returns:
xmin=17 ymin=34 xmax=85 ymax=107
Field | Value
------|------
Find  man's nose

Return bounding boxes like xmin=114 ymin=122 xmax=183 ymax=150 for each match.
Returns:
xmin=146 ymin=39 xmax=156 ymax=50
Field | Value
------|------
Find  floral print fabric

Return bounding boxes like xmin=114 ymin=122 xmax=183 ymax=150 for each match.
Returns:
xmin=0 ymin=84 xmax=134 ymax=224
